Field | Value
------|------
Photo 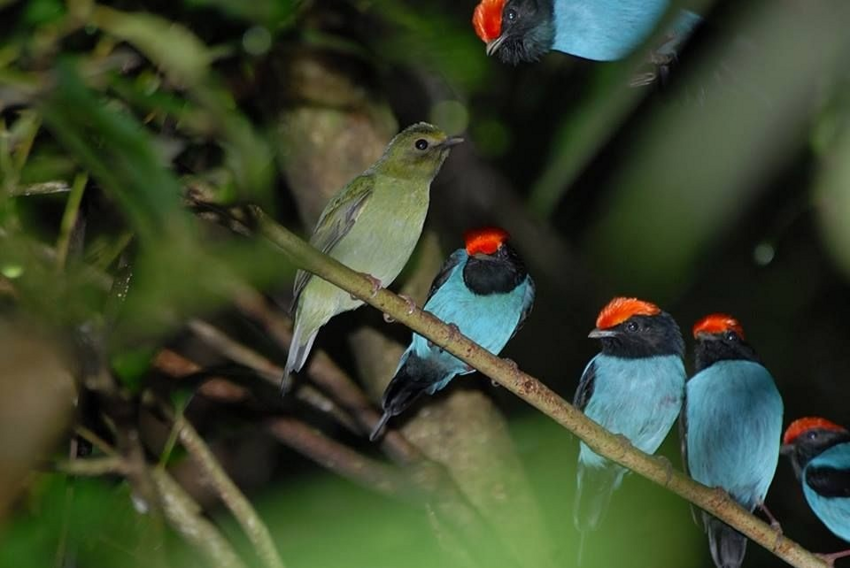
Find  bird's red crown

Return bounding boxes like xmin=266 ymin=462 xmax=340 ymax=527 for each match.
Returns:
xmin=783 ymin=417 xmax=847 ymax=445
xmin=473 ymin=0 xmax=505 ymax=43
xmin=465 ymin=226 xmax=510 ymax=256
xmin=692 ymin=313 xmax=745 ymax=339
xmin=595 ymin=297 xmax=661 ymax=330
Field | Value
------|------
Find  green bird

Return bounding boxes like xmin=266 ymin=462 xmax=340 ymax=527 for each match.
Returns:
xmin=282 ymin=122 xmax=462 ymax=393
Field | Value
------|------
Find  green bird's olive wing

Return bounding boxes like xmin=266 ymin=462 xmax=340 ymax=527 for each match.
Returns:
xmin=291 ymin=175 xmax=375 ymax=310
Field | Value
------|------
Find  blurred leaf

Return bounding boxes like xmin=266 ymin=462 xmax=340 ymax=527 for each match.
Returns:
xmin=22 ymin=0 xmax=65 ymax=27
xmin=40 ymin=59 xmax=194 ymax=244
xmin=111 ymin=344 xmax=157 ymax=393
xmin=184 ymin=0 xmax=296 ymax=27
xmin=90 ymin=6 xmax=213 ymax=88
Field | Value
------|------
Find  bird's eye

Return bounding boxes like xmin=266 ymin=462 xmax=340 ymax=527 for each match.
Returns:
xmin=415 ymin=139 xmax=429 ymax=151
xmin=505 ymin=8 xmax=518 ymax=23
xmin=725 ymin=331 xmax=738 ymax=342
xmin=625 ymin=321 xmax=639 ymax=333
xmin=807 ymin=431 xmax=819 ymax=441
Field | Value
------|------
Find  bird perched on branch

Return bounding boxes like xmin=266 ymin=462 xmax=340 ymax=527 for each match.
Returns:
xmin=282 ymin=123 xmax=462 ymax=394
xmin=782 ymin=417 xmax=850 ymax=566
xmin=573 ymin=297 xmax=686 ymax=548
xmin=683 ymin=314 xmax=783 ymax=568
xmin=370 ymin=227 xmax=535 ymax=441
xmin=472 ymin=0 xmax=700 ymax=66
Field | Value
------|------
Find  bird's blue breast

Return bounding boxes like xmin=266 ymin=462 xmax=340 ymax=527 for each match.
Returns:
xmin=579 ymin=354 xmax=685 ymax=468
xmin=403 ymin=253 xmax=530 ymax=394
xmin=803 ymin=444 xmax=850 ymax=542
xmin=552 ymin=0 xmax=700 ymax=61
xmin=686 ymin=360 xmax=783 ymax=508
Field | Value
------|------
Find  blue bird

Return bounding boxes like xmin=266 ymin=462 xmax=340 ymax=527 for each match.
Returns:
xmin=782 ymin=417 xmax=850 ymax=567
xmin=472 ymin=0 xmax=701 ymax=65
xmin=573 ymin=297 xmax=686 ymax=540
xmin=370 ymin=227 xmax=535 ymax=441
xmin=683 ymin=314 xmax=784 ymax=568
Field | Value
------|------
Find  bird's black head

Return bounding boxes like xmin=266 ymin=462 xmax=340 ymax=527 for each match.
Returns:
xmin=462 ymin=227 xmax=528 ymax=295
xmin=692 ymin=314 xmax=760 ymax=372
xmin=781 ymin=417 xmax=850 ymax=480
xmin=589 ymin=297 xmax=685 ymax=359
xmin=473 ymin=0 xmax=555 ymax=65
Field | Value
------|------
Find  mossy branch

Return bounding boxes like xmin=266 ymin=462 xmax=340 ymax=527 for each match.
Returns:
xmin=251 ymin=206 xmax=826 ymax=568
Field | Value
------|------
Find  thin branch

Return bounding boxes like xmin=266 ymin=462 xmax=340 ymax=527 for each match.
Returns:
xmin=233 ymin=289 xmax=424 ymax=466
xmin=250 ymin=205 xmax=826 ymax=568
xmin=174 ymin=413 xmax=286 ymax=568
xmin=184 ymin=320 xmax=359 ymax=432
xmin=266 ymin=417 xmax=418 ymax=499
xmin=151 ymin=468 xmax=248 ymax=568
xmin=55 ymin=456 xmax=127 ymax=476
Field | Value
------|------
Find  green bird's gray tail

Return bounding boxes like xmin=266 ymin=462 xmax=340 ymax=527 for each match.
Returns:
xmin=574 ymin=462 xmax=624 ymax=534
xmin=281 ymin=324 xmax=317 ymax=395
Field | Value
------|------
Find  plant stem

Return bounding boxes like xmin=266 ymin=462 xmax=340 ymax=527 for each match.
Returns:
xmin=250 ymin=205 xmax=826 ymax=568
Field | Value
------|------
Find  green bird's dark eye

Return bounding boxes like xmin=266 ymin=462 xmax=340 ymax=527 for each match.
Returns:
xmin=625 ymin=321 xmax=639 ymax=333
xmin=725 ymin=331 xmax=738 ymax=342
xmin=415 ymin=139 xmax=429 ymax=150
xmin=505 ymin=8 xmax=518 ymax=23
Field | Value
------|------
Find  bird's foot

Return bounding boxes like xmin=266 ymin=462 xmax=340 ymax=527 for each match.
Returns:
xmin=350 ymin=273 xmax=382 ymax=300
xmin=817 ymin=550 xmax=850 ymax=567
xmin=656 ymin=455 xmax=675 ymax=486
xmin=708 ymin=487 xmax=731 ymax=507
xmin=398 ymin=293 xmax=416 ymax=315
xmin=629 ymin=71 xmax=658 ymax=88
xmin=437 ymin=323 xmax=461 ymax=354
xmin=757 ymin=501 xmax=783 ymax=535
xmin=612 ymin=433 xmax=633 ymax=459
xmin=382 ymin=312 xmax=395 ymax=323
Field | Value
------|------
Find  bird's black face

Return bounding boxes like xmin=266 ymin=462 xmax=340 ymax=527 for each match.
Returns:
xmin=463 ymin=242 xmax=527 ymax=295
xmin=694 ymin=330 xmax=760 ymax=372
xmin=782 ymin=429 xmax=850 ymax=480
xmin=490 ymin=0 xmax=555 ymax=65
xmin=593 ymin=313 xmax=684 ymax=359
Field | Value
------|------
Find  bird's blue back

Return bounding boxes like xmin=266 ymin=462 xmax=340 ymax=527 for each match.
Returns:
xmin=552 ymin=0 xmax=701 ymax=61
xmin=686 ymin=360 xmax=783 ymax=509
xmin=579 ymin=353 xmax=685 ymax=473
xmin=397 ymin=249 xmax=534 ymax=394
xmin=803 ymin=443 xmax=850 ymax=542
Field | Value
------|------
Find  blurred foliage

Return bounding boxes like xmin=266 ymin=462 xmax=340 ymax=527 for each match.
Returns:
xmin=2 ymin=0 xmax=850 ymax=567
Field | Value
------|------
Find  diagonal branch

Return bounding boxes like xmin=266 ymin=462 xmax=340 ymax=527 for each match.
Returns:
xmin=250 ymin=205 xmax=826 ymax=568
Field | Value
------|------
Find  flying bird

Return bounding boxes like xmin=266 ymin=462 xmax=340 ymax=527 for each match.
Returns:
xmin=683 ymin=314 xmax=784 ymax=568
xmin=370 ymin=227 xmax=535 ymax=441
xmin=472 ymin=0 xmax=701 ymax=65
xmin=283 ymin=123 xmax=462 ymax=394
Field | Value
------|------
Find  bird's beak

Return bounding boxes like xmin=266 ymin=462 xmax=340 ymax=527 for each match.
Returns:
xmin=780 ymin=444 xmax=794 ymax=456
xmin=588 ymin=328 xmax=618 ymax=339
xmin=438 ymin=136 xmax=464 ymax=148
xmin=486 ymin=35 xmax=506 ymax=56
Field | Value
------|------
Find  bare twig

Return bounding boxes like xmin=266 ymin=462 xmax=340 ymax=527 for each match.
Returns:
xmin=55 ymin=456 xmax=127 ymax=476
xmin=251 ymin=205 xmax=827 ymax=568
xmin=175 ymin=413 xmax=286 ymax=568
xmin=184 ymin=320 xmax=359 ymax=432
xmin=151 ymin=468 xmax=248 ymax=568
xmin=233 ymin=289 xmax=424 ymax=466
xmin=266 ymin=417 xmax=416 ymax=498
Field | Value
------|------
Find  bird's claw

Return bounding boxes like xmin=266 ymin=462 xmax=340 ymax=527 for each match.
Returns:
xmin=382 ymin=312 xmax=395 ymax=323
xmin=350 ymin=273 xmax=382 ymax=300
xmin=656 ymin=455 xmax=674 ymax=486
xmin=398 ymin=293 xmax=416 ymax=315
xmin=757 ymin=501 xmax=783 ymax=535
xmin=817 ymin=550 xmax=850 ymax=567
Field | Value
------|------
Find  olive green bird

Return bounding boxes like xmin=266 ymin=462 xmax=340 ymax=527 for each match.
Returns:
xmin=282 ymin=122 xmax=463 ymax=394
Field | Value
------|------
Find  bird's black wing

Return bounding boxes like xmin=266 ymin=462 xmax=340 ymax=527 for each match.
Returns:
xmin=573 ymin=357 xmax=597 ymax=411
xmin=805 ymin=466 xmax=850 ymax=498
xmin=424 ymin=249 xmax=466 ymax=303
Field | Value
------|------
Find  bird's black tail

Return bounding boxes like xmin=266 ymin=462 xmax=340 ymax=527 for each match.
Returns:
xmin=573 ymin=462 xmax=623 ymax=534
xmin=369 ymin=353 xmax=442 ymax=441
xmin=705 ymin=514 xmax=748 ymax=568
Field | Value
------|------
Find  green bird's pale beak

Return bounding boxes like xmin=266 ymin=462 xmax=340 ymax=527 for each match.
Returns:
xmin=439 ymin=136 xmax=464 ymax=148
xmin=588 ymin=328 xmax=618 ymax=339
